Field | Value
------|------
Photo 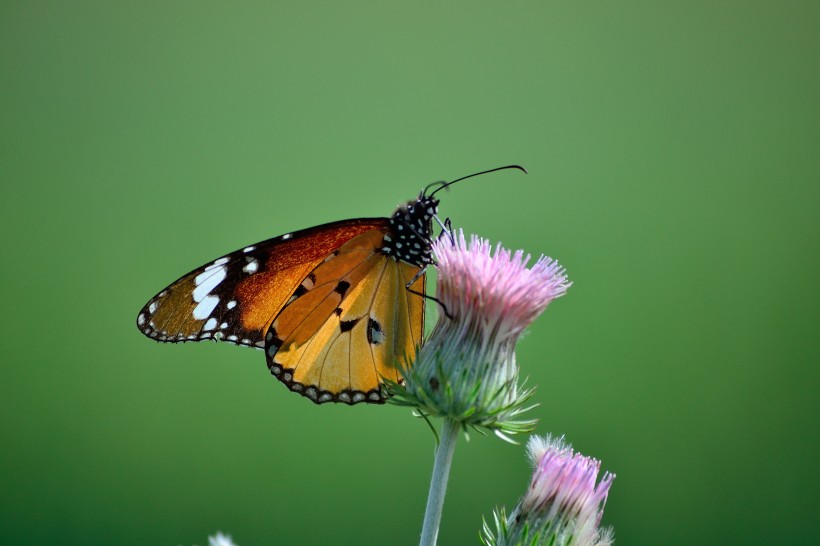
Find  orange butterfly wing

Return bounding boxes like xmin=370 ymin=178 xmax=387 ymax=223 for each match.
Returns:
xmin=137 ymin=191 xmax=440 ymax=406
xmin=136 ymin=219 xmax=389 ymax=348
xmin=265 ymin=229 xmax=425 ymax=404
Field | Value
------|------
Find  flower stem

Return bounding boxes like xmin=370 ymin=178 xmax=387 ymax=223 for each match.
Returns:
xmin=420 ymin=417 xmax=460 ymax=546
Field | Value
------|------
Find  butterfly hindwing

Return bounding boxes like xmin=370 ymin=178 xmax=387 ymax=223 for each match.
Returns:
xmin=136 ymin=219 xmax=387 ymax=348
xmin=266 ymin=230 xmax=426 ymax=404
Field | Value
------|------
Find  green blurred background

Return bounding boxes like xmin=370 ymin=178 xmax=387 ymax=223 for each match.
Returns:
xmin=2 ymin=1 xmax=817 ymax=545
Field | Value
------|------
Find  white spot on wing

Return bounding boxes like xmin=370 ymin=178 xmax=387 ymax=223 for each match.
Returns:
xmin=282 ymin=233 xmax=292 ymax=240
xmin=193 ymin=266 xmax=227 ymax=302
xmin=203 ymin=317 xmax=217 ymax=331
xmin=242 ymin=260 xmax=258 ymax=274
xmin=148 ymin=302 xmax=157 ymax=314
xmin=138 ymin=314 xmax=146 ymax=326
xmin=227 ymin=300 xmax=237 ymax=309
xmin=243 ymin=246 xmax=256 ymax=253
xmin=205 ymin=256 xmax=230 ymax=271
xmin=192 ymin=295 xmax=219 ymax=320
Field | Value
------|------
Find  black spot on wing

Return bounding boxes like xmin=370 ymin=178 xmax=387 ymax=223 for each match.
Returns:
xmin=293 ymin=284 xmax=308 ymax=298
xmin=367 ymin=317 xmax=383 ymax=345
xmin=339 ymin=317 xmax=360 ymax=333
xmin=266 ymin=327 xmax=284 ymax=350
xmin=334 ymin=280 xmax=350 ymax=296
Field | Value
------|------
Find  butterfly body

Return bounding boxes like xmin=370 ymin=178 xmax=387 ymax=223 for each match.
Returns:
xmin=137 ymin=193 xmax=440 ymax=405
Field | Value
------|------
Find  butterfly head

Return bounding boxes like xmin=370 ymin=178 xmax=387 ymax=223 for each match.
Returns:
xmin=383 ymin=193 xmax=440 ymax=267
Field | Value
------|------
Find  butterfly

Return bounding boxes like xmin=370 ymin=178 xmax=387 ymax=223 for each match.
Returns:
xmin=136 ymin=166 xmax=525 ymax=405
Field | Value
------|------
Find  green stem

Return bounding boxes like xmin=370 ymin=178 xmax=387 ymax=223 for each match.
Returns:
xmin=419 ymin=418 xmax=460 ymax=546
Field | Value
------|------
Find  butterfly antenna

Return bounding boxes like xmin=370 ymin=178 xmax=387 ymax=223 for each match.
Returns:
xmin=427 ymin=164 xmax=528 ymax=198
xmin=423 ymin=180 xmax=448 ymax=195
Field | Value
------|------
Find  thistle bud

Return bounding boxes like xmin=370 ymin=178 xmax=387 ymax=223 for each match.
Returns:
xmin=482 ymin=435 xmax=615 ymax=546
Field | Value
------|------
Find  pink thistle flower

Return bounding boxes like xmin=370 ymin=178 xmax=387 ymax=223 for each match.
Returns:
xmin=388 ymin=230 xmax=570 ymax=437
xmin=523 ymin=436 xmax=615 ymax=540
xmin=482 ymin=435 xmax=615 ymax=546
xmin=434 ymin=231 xmax=570 ymax=342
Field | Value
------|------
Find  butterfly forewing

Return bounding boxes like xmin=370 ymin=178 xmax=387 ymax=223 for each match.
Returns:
xmin=136 ymin=219 xmax=387 ymax=348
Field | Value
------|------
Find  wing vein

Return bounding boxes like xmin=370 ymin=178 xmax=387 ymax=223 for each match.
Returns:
xmin=287 ymin=252 xmax=381 ymax=373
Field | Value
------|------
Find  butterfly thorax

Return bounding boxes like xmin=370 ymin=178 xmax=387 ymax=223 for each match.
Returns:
xmin=382 ymin=194 xmax=439 ymax=267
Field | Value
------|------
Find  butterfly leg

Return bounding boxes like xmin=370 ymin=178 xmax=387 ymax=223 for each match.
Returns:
xmin=433 ymin=215 xmax=454 ymax=245
xmin=405 ymin=266 xmax=454 ymax=320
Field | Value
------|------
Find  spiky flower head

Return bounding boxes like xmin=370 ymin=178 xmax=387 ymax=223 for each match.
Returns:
xmin=482 ymin=435 xmax=615 ymax=546
xmin=388 ymin=230 xmax=570 ymax=437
